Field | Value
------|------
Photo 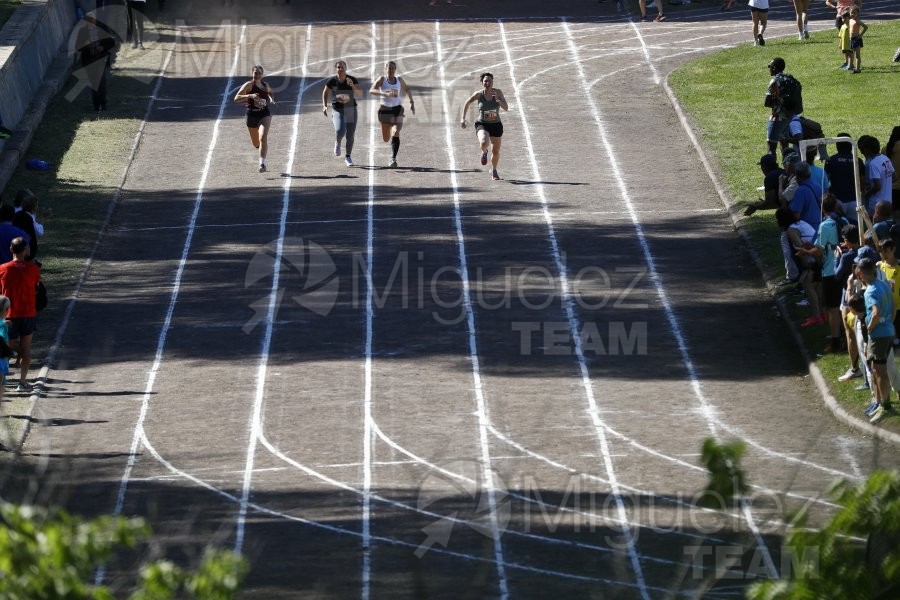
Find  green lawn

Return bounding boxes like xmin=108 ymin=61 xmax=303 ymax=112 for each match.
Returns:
xmin=670 ymin=20 xmax=900 ymax=432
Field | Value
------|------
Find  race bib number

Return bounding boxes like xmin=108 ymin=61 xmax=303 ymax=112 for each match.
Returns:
xmin=253 ymin=97 xmax=267 ymax=109
xmin=337 ymin=93 xmax=350 ymax=104
xmin=483 ymin=110 xmax=499 ymax=121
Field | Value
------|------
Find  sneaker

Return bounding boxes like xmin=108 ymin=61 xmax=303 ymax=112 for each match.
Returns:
xmin=855 ymin=382 xmax=871 ymax=392
xmin=803 ymin=30 xmax=809 ymax=40
xmin=869 ymin=405 xmax=895 ymax=425
xmin=798 ymin=32 xmax=804 ymax=40
xmin=491 ymin=169 xmax=501 ymax=181
xmin=864 ymin=400 xmax=880 ymax=416
xmin=480 ymin=151 xmax=488 ymax=166
xmin=334 ymin=143 xmax=341 ymax=156
xmin=894 ymin=48 xmax=900 ymax=63
xmin=388 ymin=159 xmax=398 ymax=168
xmin=838 ymin=368 xmax=863 ymax=382
xmin=258 ymin=164 xmax=267 ymax=173
xmin=15 ymin=382 xmax=31 ymax=392
xmin=852 ymin=69 xmax=860 ymax=74
xmin=131 ymin=40 xmax=138 ymax=49
xmin=756 ymin=34 xmax=765 ymax=46
xmin=345 ymin=156 xmax=354 ymax=167
xmin=838 ymin=64 xmax=850 ymax=70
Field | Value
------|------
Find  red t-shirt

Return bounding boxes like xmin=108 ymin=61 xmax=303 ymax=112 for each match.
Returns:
xmin=0 ymin=259 xmax=41 ymax=318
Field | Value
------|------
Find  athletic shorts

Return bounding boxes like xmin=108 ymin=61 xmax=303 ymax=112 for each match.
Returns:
xmin=8 ymin=317 xmax=37 ymax=340
xmin=246 ymin=108 xmax=271 ymax=129
xmin=850 ymin=36 xmax=863 ymax=49
xmin=867 ymin=336 xmax=893 ymax=364
xmin=750 ymin=7 xmax=768 ymax=14
xmin=475 ymin=121 xmax=503 ymax=138
xmin=377 ymin=104 xmax=404 ymax=124
xmin=766 ymin=118 xmax=788 ymax=143
xmin=822 ymin=275 xmax=843 ymax=309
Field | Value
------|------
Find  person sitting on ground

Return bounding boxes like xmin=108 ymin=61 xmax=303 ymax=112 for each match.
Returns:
xmin=0 ymin=237 xmax=41 ymax=392
xmin=777 ymin=207 xmax=821 ymax=322
xmin=0 ymin=205 xmax=29 ymax=264
xmin=789 ymin=161 xmax=823 ymax=230
xmin=859 ymin=134 xmax=896 ymax=216
xmin=744 ymin=153 xmax=786 ymax=216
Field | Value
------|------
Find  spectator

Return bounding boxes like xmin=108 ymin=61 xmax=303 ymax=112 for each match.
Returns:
xmin=789 ymin=161 xmax=823 ymax=230
xmin=797 ymin=195 xmax=843 ymax=348
xmin=857 ymin=257 xmax=896 ymax=424
xmin=779 ymin=151 xmax=802 ymax=205
xmin=777 ymin=207 xmax=821 ymax=323
xmin=763 ymin=58 xmax=792 ymax=156
xmin=884 ymin=126 xmax=900 ymax=213
xmin=76 ymin=13 xmax=115 ymax=112
xmin=837 ymin=224 xmax=865 ymax=382
xmin=0 ymin=205 xmax=29 ymax=264
xmin=859 ymin=135 xmax=896 ymax=216
xmin=877 ymin=238 xmax=900 ymax=341
xmin=826 ymin=0 xmax=861 ymax=29
xmin=744 ymin=153 xmax=785 ymax=216
xmin=0 ymin=237 xmax=41 ymax=392
xmin=871 ymin=201 xmax=894 ymax=242
xmin=825 ymin=133 xmax=865 ymax=221
xmin=126 ymin=0 xmax=147 ymax=49
xmin=11 ymin=195 xmax=46 ymax=262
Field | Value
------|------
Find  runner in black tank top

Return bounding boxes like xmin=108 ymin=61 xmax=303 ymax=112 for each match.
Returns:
xmin=234 ymin=65 xmax=276 ymax=173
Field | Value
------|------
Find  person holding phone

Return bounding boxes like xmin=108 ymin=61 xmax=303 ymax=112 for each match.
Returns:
xmin=460 ymin=72 xmax=509 ymax=181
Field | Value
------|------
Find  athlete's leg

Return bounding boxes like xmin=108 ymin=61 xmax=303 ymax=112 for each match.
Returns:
xmin=477 ymin=129 xmax=490 ymax=153
xmin=248 ymin=126 xmax=261 ymax=149
xmin=381 ymin=122 xmax=392 ymax=143
xmin=258 ymin=115 xmax=272 ymax=162
xmin=344 ymin=106 xmax=358 ymax=157
xmin=332 ymin=109 xmax=347 ymax=143
xmin=490 ymin=136 xmax=501 ymax=169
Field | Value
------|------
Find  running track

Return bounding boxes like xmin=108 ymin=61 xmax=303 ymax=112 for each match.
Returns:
xmin=5 ymin=1 xmax=900 ymax=598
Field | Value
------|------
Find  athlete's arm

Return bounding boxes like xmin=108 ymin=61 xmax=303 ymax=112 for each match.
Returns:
xmin=265 ymin=82 xmax=275 ymax=104
xmin=234 ymin=81 xmax=252 ymax=103
xmin=322 ymin=81 xmax=330 ymax=115
xmin=347 ymin=76 xmax=363 ymax=98
xmin=460 ymin=91 xmax=479 ymax=127
xmin=400 ymin=77 xmax=415 ymax=114
xmin=493 ymin=88 xmax=509 ymax=111
xmin=369 ymin=76 xmax=385 ymax=96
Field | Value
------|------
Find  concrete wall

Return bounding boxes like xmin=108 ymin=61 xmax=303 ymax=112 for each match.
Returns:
xmin=0 ymin=0 xmax=77 ymax=132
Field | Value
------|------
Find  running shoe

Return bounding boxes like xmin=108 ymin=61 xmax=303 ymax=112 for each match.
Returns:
xmin=334 ymin=143 xmax=341 ymax=156
xmin=258 ymin=164 xmax=266 ymax=173
xmin=838 ymin=64 xmax=850 ymax=69
xmin=852 ymin=69 xmax=861 ymax=74
xmin=864 ymin=400 xmax=880 ymax=416
xmin=16 ymin=382 xmax=31 ymax=392
xmin=756 ymin=34 xmax=765 ymax=46
xmin=803 ymin=30 xmax=809 ymax=40
xmin=480 ymin=151 xmax=488 ymax=166
xmin=491 ymin=169 xmax=501 ymax=181
xmin=838 ymin=368 xmax=862 ymax=382
xmin=388 ymin=159 xmax=398 ymax=168
xmin=345 ymin=156 xmax=354 ymax=167
xmin=870 ymin=405 xmax=895 ymax=425
xmin=894 ymin=47 xmax=900 ymax=63
xmin=855 ymin=382 xmax=870 ymax=392
xmin=797 ymin=32 xmax=804 ymax=40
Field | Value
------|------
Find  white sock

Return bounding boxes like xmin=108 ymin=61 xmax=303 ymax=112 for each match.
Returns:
xmin=260 ymin=158 xmax=266 ymax=165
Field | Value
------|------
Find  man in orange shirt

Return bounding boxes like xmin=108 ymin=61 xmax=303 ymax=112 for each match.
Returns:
xmin=0 ymin=237 xmax=41 ymax=391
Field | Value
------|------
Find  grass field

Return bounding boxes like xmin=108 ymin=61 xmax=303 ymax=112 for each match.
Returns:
xmin=670 ymin=19 xmax=900 ymax=431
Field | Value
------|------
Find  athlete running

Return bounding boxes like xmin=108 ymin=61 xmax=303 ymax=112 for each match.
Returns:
xmin=370 ymin=61 xmax=415 ymax=168
xmin=460 ymin=72 xmax=508 ymax=181
xmin=322 ymin=60 xmax=362 ymax=167
xmin=234 ymin=65 xmax=274 ymax=173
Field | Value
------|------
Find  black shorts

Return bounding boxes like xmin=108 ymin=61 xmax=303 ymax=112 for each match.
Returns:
xmin=8 ymin=317 xmax=37 ymax=340
xmin=822 ymin=275 xmax=842 ymax=309
xmin=246 ymin=108 xmax=271 ymax=129
xmin=475 ymin=121 xmax=503 ymax=138
xmin=850 ymin=36 xmax=863 ymax=49
xmin=377 ymin=104 xmax=404 ymax=124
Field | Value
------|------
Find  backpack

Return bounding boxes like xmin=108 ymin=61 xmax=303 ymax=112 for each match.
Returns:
xmin=778 ymin=73 xmax=803 ymax=114
xmin=797 ymin=116 xmax=824 ymax=141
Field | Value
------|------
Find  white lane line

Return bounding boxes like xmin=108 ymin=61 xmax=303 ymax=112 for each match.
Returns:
xmin=560 ymin=18 xmax=777 ymax=578
xmin=234 ymin=23 xmax=312 ymax=555
xmin=435 ymin=20 xmax=509 ymax=599
xmin=360 ymin=19 xmax=378 ymax=600
xmin=497 ymin=19 xmax=651 ymax=599
xmin=97 ymin=24 xmax=248 ymax=586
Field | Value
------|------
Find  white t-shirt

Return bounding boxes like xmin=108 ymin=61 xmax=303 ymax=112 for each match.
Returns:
xmin=749 ymin=0 xmax=770 ymax=9
xmin=867 ymin=154 xmax=896 ymax=212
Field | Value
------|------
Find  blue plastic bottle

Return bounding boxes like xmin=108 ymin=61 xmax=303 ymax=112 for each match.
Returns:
xmin=26 ymin=159 xmax=51 ymax=170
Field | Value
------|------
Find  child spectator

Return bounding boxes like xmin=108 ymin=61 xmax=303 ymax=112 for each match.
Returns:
xmin=838 ymin=10 xmax=852 ymax=70
xmin=860 ymin=135 xmax=896 ymax=216
xmin=777 ymin=207 xmax=822 ymax=325
xmin=857 ymin=257 xmax=896 ymax=424
xmin=837 ymin=225 xmax=865 ymax=382
xmin=877 ymin=239 xmax=900 ymax=342
xmin=847 ymin=7 xmax=868 ymax=73
xmin=797 ymin=195 xmax=843 ymax=349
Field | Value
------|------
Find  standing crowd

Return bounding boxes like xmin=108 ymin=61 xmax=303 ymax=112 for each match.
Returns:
xmin=747 ymin=50 xmax=899 ymax=425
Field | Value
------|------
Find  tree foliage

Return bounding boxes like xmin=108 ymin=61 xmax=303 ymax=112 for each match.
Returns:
xmin=0 ymin=503 xmax=248 ymax=600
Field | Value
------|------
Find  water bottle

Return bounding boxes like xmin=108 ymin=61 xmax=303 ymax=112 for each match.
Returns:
xmin=26 ymin=159 xmax=51 ymax=170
